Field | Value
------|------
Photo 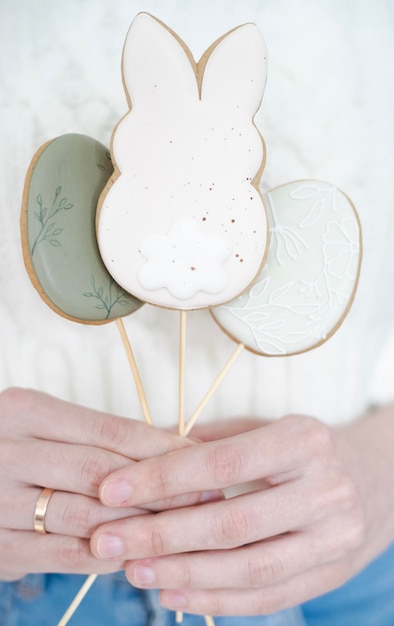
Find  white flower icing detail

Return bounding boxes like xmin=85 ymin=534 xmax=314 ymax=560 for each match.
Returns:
xmin=323 ymin=218 xmax=360 ymax=280
xmin=268 ymin=193 xmax=309 ymax=266
xmin=290 ymin=183 xmax=345 ymax=228
xmin=138 ymin=218 xmax=232 ymax=300
xmin=220 ymin=276 xmax=318 ymax=355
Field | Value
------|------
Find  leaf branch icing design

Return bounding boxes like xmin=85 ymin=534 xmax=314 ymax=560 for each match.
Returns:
xmin=223 ymin=276 xmax=319 ymax=355
xmin=83 ymin=275 xmax=133 ymax=319
xmin=31 ymin=186 xmax=73 ymax=255
xmin=290 ymin=183 xmax=345 ymax=228
xmin=267 ymin=193 xmax=309 ymax=266
xmin=300 ymin=217 xmax=360 ymax=339
xmin=323 ymin=218 xmax=360 ymax=281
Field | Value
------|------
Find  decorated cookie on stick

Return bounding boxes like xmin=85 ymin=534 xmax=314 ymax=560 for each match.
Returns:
xmin=95 ymin=12 xmax=268 ymax=625
xmin=97 ymin=12 xmax=269 ymax=438
xmin=97 ymin=13 xmax=268 ymax=311
xmin=21 ymin=133 xmax=152 ymax=425
xmin=212 ymin=180 xmax=361 ymax=355
xmin=186 ymin=180 xmax=362 ymax=433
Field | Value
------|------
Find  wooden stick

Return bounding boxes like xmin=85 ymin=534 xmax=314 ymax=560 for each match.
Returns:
xmin=56 ymin=318 xmax=153 ymax=626
xmin=177 ymin=611 xmax=215 ymax=625
xmin=116 ymin=317 xmax=153 ymax=426
xmin=176 ymin=311 xmax=216 ymax=626
xmin=185 ymin=343 xmax=245 ymax=436
xmin=56 ymin=574 xmax=98 ymax=626
xmin=176 ymin=311 xmax=187 ymax=625
xmin=178 ymin=310 xmax=187 ymax=437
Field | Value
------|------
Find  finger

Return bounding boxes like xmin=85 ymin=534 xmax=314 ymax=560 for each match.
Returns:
xmin=130 ymin=504 xmax=365 ymax=592
xmin=0 ymin=529 xmax=125 ymax=580
xmin=91 ymin=483 xmax=321 ymax=561
xmin=159 ymin=562 xmax=350 ymax=616
xmin=125 ymin=533 xmax=314 ymax=590
xmin=0 ymin=388 xmax=191 ymax=458
xmin=3 ymin=439 xmax=217 ymax=507
xmin=190 ymin=417 xmax=268 ymax=442
xmin=42 ymin=491 xmax=222 ymax=537
xmin=2 ymin=485 xmax=147 ymax=536
xmin=2 ymin=481 xmax=222 ymax=541
xmin=1 ymin=439 xmax=135 ymax=497
xmin=126 ymin=514 xmax=358 ymax=592
xmin=99 ymin=416 xmax=314 ymax=507
xmin=2 ymin=485 xmax=221 ymax=540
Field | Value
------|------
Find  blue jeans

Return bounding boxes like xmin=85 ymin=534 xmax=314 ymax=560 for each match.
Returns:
xmin=1 ymin=543 xmax=393 ymax=626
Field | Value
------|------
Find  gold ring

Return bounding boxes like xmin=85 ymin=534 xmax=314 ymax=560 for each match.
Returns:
xmin=33 ymin=487 xmax=54 ymax=534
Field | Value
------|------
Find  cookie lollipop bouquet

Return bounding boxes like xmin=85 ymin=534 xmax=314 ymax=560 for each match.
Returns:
xmin=20 ymin=12 xmax=362 ymax=626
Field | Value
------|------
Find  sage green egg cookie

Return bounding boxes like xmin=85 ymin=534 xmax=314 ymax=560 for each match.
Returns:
xmin=21 ymin=133 xmax=143 ymax=323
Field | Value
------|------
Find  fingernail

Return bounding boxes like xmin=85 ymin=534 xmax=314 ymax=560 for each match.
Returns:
xmin=101 ymin=479 xmax=132 ymax=505
xmin=200 ymin=489 xmax=224 ymax=503
xmin=161 ymin=591 xmax=187 ymax=609
xmin=97 ymin=533 xmax=124 ymax=559
xmin=134 ymin=564 xmax=156 ymax=585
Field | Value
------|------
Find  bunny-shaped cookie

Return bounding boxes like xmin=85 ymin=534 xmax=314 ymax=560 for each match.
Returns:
xmin=97 ymin=13 xmax=268 ymax=310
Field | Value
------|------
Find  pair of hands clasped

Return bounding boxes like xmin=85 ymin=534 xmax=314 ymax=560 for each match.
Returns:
xmin=2 ymin=388 xmax=393 ymax=616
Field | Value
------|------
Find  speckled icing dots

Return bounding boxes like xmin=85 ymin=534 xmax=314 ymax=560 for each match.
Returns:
xmin=212 ymin=180 xmax=362 ymax=355
xmin=97 ymin=12 xmax=268 ymax=310
xmin=21 ymin=134 xmax=143 ymax=323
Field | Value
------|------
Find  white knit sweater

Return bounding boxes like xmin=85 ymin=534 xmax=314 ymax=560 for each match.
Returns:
xmin=1 ymin=0 xmax=394 ymax=429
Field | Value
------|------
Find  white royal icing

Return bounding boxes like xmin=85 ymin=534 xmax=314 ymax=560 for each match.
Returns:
xmin=212 ymin=181 xmax=362 ymax=356
xmin=97 ymin=13 xmax=268 ymax=309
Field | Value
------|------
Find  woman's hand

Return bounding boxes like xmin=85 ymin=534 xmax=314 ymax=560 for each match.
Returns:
xmin=0 ymin=387 xmax=215 ymax=581
xmin=91 ymin=408 xmax=394 ymax=616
